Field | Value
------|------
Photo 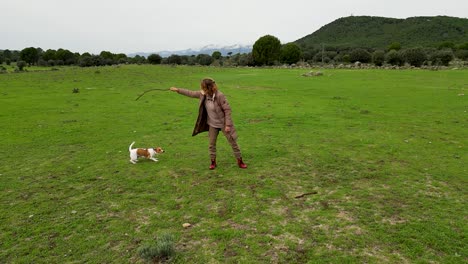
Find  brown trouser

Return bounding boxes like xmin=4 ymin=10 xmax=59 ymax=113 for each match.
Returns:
xmin=209 ymin=126 xmax=241 ymax=160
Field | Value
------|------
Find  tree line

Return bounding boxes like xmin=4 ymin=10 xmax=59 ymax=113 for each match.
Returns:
xmin=1 ymin=35 xmax=467 ymax=70
xmin=298 ymin=41 xmax=468 ymax=67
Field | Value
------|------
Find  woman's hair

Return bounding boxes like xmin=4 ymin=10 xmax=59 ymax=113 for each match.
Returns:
xmin=201 ymin=78 xmax=218 ymax=96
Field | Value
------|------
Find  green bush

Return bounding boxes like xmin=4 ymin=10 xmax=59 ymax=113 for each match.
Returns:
xmin=342 ymin=54 xmax=351 ymax=63
xmin=387 ymin=42 xmax=402 ymax=51
xmin=313 ymin=52 xmax=330 ymax=63
xmin=196 ymin=54 xmax=213 ymax=66
xmin=280 ymin=43 xmax=302 ymax=64
xmin=372 ymin=50 xmax=385 ymax=66
xmin=455 ymin=49 xmax=468 ymax=61
xmin=401 ymin=48 xmax=426 ymax=67
xmin=166 ymin=55 xmax=182 ymax=65
xmin=385 ymin=49 xmax=403 ymax=66
xmin=430 ymin=49 xmax=454 ymax=66
xmin=438 ymin=41 xmax=455 ymax=50
xmin=458 ymin=42 xmax=468 ymax=50
xmin=16 ymin=61 xmax=27 ymax=71
xmin=349 ymin=48 xmax=371 ymax=63
xmin=137 ymin=233 xmax=176 ymax=263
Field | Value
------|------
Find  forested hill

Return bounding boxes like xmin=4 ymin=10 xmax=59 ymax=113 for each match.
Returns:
xmin=295 ymin=16 xmax=468 ymax=49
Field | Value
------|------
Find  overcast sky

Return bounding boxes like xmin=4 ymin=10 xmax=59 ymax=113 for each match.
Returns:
xmin=2 ymin=0 xmax=467 ymax=54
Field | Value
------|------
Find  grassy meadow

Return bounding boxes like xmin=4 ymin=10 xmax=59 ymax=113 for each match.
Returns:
xmin=0 ymin=65 xmax=466 ymax=263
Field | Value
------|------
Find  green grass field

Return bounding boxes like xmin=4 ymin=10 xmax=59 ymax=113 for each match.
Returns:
xmin=0 ymin=65 xmax=466 ymax=263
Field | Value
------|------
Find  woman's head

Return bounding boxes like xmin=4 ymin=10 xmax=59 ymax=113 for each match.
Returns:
xmin=200 ymin=78 xmax=218 ymax=96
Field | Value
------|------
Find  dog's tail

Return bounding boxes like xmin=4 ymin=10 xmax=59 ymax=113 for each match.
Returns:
xmin=129 ymin=141 xmax=135 ymax=151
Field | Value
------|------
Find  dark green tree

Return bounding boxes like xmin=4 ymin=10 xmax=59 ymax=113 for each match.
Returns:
xmin=349 ymin=48 xmax=372 ymax=63
xmin=99 ymin=51 xmax=115 ymax=65
xmin=430 ymin=49 xmax=454 ymax=66
xmin=385 ymin=50 xmax=403 ymax=66
xmin=100 ymin=51 xmax=114 ymax=60
xmin=252 ymin=35 xmax=281 ymax=66
xmin=147 ymin=54 xmax=162 ymax=64
xmin=56 ymin=49 xmax=76 ymax=65
xmin=196 ymin=54 xmax=213 ymax=66
xmin=130 ymin=55 xmax=147 ymax=64
xmin=2 ymin=49 xmax=12 ymax=60
xmin=211 ymin=51 xmax=222 ymax=60
xmin=372 ymin=50 xmax=385 ymax=66
xmin=280 ymin=43 xmax=302 ymax=64
xmin=166 ymin=54 xmax=182 ymax=65
xmin=20 ymin=47 xmax=40 ymax=65
xmin=42 ymin=49 xmax=57 ymax=61
xmin=401 ymin=48 xmax=426 ymax=67
xmin=115 ymin=53 xmax=128 ymax=64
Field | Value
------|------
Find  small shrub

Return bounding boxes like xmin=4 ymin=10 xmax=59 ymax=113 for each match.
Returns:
xmin=16 ymin=61 xmax=27 ymax=71
xmin=38 ymin=59 xmax=48 ymax=67
xmin=372 ymin=50 xmax=385 ymax=66
xmin=137 ymin=233 xmax=176 ymax=263
xmin=313 ymin=52 xmax=331 ymax=63
xmin=342 ymin=54 xmax=351 ymax=63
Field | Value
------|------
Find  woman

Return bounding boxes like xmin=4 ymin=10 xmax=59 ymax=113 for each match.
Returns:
xmin=169 ymin=78 xmax=247 ymax=170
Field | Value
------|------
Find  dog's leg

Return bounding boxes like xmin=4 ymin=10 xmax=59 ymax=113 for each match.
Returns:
xmin=130 ymin=151 xmax=138 ymax=164
xmin=150 ymin=158 xmax=158 ymax=162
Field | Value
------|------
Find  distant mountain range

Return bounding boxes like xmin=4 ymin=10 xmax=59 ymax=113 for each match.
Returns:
xmin=128 ymin=44 xmax=253 ymax=58
xmin=128 ymin=15 xmax=468 ymax=58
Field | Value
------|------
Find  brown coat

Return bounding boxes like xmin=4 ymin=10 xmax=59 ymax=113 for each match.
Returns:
xmin=176 ymin=89 xmax=237 ymax=138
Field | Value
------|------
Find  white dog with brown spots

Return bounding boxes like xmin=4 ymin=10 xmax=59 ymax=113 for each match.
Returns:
xmin=128 ymin=141 xmax=165 ymax=164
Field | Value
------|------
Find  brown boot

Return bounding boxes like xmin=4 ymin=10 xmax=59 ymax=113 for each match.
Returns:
xmin=209 ymin=159 xmax=217 ymax=170
xmin=237 ymin=158 xmax=247 ymax=169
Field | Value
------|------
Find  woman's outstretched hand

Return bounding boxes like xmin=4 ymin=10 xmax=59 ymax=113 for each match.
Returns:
xmin=169 ymin=87 xmax=179 ymax=92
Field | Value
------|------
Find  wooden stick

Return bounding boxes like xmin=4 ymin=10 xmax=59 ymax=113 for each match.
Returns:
xmin=294 ymin=191 xmax=318 ymax=198
xmin=135 ymin=88 xmax=168 ymax=101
